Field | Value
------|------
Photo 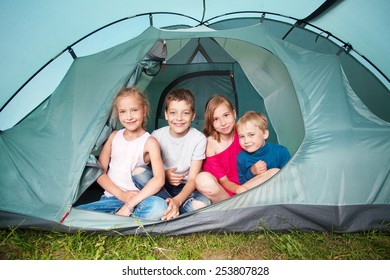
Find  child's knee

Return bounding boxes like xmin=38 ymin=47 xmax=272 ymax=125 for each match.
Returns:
xmin=190 ymin=199 xmax=208 ymax=210
xmin=132 ymin=166 xmax=146 ymax=176
xmin=132 ymin=166 xmax=153 ymax=188
xmin=137 ymin=196 xmax=167 ymax=220
xmin=195 ymin=172 xmax=213 ymax=190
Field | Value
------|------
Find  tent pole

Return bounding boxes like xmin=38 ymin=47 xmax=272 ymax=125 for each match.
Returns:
xmin=149 ymin=13 xmax=153 ymax=26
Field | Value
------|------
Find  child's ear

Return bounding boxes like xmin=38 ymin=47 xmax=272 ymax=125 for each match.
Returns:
xmin=263 ymin=129 xmax=270 ymax=140
xmin=191 ymin=111 xmax=196 ymax=122
xmin=233 ymin=110 xmax=237 ymax=119
xmin=164 ymin=110 xmax=168 ymax=121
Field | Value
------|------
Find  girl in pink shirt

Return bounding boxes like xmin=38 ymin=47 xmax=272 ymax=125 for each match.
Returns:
xmin=196 ymin=95 xmax=245 ymax=202
xmin=196 ymin=95 xmax=272 ymax=203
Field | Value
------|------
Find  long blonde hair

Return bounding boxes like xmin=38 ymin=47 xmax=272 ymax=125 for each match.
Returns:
xmin=203 ymin=95 xmax=235 ymax=142
xmin=113 ymin=87 xmax=150 ymax=129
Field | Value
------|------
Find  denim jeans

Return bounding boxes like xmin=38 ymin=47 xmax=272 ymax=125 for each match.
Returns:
xmin=132 ymin=166 xmax=211 ymax=214
xmin=76 ymin=194 xmax=167 ymax=221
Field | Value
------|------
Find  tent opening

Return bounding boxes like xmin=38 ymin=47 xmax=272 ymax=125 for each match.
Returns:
xmin=74 ymin=34 xmax=304 ymax=208
xmin=154 ymin=70 xmax=238 ymax=131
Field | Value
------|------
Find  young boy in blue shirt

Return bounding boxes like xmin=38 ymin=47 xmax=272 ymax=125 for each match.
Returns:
xmin=236 ymin=111 xmax=290 ymax=188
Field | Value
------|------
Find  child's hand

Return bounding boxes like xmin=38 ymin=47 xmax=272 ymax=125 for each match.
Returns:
xmin=121 ymin=190 xmax=139 ymax=203
xmin=251 ymin=160 xmax=267 ymax=175
xmin=162 ymin=198 xmax=180 ymax=220
xmin=165 ymin=168 xmax=185 ymax=186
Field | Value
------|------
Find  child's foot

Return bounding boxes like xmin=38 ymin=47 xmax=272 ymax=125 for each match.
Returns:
xmin=116 ymin=205 xmax=132 ymax=216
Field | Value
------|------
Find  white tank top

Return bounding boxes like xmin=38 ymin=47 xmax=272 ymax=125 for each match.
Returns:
xmin=104 ymin=129 xmax=150 ymax=197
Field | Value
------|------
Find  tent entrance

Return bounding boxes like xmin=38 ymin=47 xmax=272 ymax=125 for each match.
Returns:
xmin=154 ymin=70 xmax=237 ymax=131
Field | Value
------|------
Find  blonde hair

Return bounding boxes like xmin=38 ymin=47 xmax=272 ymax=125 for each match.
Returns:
xmin=203 ymin=95 xmax=235 ymax=142
xmin=113 ymin=87 xmax=150 ymax=129
xmin=236 ymin=111 xmax=268 ymax=132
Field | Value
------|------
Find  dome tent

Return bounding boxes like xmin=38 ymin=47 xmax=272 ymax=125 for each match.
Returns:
xmin=0 ymin=0 xmax=389 ymax=234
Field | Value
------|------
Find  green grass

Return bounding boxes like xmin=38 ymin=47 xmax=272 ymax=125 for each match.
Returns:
xmin=1 ymin=228 xmax=389 ymax=260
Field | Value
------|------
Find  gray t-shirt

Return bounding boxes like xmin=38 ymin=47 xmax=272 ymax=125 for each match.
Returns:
xmin=152 ymin=126 xmax=206 ymax=183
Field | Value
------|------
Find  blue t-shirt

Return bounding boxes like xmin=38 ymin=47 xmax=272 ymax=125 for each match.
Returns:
xmin=237 ymin=142 xmax=291 ymax=184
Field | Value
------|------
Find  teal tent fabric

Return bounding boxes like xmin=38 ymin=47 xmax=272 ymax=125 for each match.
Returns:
xmin=0 ymin=2 xmax=389 ymax=234
xmin=1 ymin=0 xmax=389 ymax=130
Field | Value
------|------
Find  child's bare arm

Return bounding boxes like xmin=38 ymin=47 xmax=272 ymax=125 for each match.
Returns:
xmin=127 ymin=137 xmax=165 ymax=209
xmin=242 ymin=168 xmax=280 ymax=190
xmin=218 ymin=176 xmax=242 ymax=194
xmin=96 ymin=131 xmax=135 ymax=202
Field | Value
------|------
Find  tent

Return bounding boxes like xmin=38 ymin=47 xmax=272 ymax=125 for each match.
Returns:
xmin=0 ymin=0 xmax=389 ymax=234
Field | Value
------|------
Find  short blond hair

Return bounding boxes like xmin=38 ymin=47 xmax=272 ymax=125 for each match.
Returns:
xmin=237 ymin=111 xmax=268 ymax=132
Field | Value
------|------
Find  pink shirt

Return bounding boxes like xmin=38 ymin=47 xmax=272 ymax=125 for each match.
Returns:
xmin=202 ymin=132 xmax=242 ymax=197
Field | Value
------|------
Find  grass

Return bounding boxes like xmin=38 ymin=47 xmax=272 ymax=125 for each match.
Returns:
xmin=1 ymin=227 xmax=389 ymax=260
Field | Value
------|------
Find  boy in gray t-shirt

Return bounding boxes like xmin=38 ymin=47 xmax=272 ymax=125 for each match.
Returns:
xmin=133 ymin=88 xmax=210 ymax=221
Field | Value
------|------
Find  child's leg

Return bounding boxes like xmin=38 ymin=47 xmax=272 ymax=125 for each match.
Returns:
xmin=132 ymin=196 xmax=168 ymax=221
xmin=195 ymin=172 xmax=231 ymax=203
xmin=180 ymin=191 xmax=211 ymax=214
xmin=76 ymin=195 xmax=123 ymax=214
xmin=132 ymin=166 xmax=171 ymax=199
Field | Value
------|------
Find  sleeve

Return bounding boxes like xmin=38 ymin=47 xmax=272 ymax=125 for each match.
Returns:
xmin=279 ymin=146 xmax=291 ymax=168
xmin=192 ymin=133 xmax=207 ymax=161
xmin=151 ymin=127 xmax=163 ymax=141
xmin=202 ymin=155 xmax=226 ymax=180
xmin=237 ymin=152 xmax=254 ymax=184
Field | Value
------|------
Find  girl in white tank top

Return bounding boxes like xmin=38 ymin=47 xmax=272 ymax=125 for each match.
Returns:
xmin=77 ymin=87 xmax=167 ymax=220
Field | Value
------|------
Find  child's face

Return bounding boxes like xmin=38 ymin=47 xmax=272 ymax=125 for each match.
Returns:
xmin=212 ymin=103 xmax=236 ymax=136
xmin=237 ymin=122 xmax=269 ymax=153
xmin=116 ymin=95 xmax=145 ymax=133
xmin=165 ymin=100 xmax=195 ymax=138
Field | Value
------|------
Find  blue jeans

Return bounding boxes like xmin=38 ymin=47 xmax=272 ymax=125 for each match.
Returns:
xmin=132 ymin=166 xmax=211 ymax=214
xmin=76 ymin=195 xmax=167 ymax=221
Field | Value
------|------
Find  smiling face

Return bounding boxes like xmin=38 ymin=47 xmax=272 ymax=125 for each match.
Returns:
xmin=116 ymin=95 xmax=145 ymax=134
xmin=165 ymin=100 xmax=195 ymax=138
xmin=237 ymin=121 xmax=269 ymax=153
xmin=212 ymin=103 xmax=236 ymax=137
